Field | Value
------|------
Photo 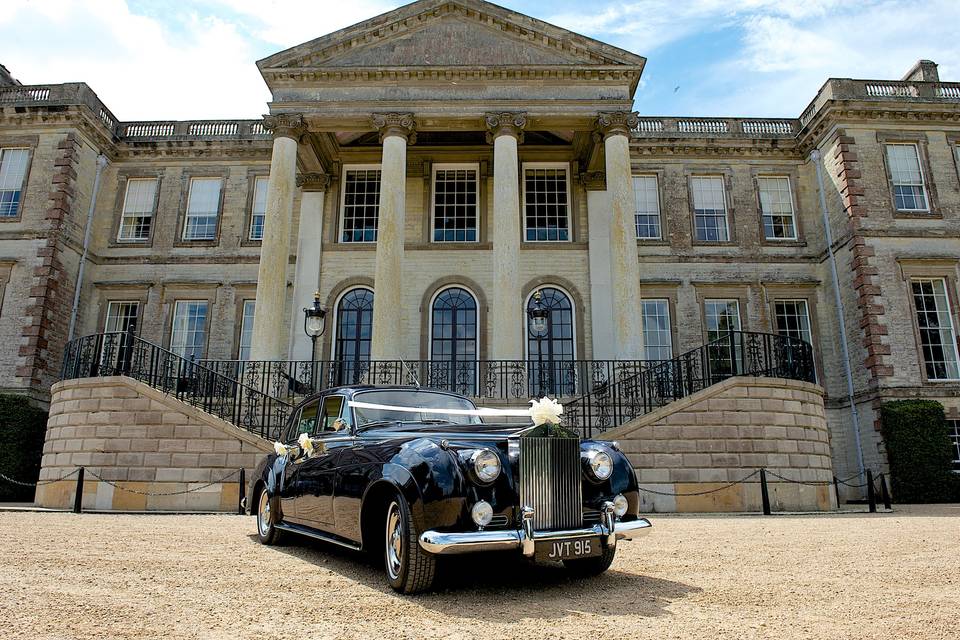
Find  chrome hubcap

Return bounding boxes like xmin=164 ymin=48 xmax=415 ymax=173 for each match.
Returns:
xmin=257 ymin=491 xmax=271 ymax=537
xmin=385 ymin=502 xmax=403 ymax=580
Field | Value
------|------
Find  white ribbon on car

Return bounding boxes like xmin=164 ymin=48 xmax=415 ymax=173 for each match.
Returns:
xmin=347 ymin=400 xmax=531 ymax=417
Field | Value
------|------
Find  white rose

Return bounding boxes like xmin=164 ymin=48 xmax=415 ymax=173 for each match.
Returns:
xmin=298 ymin=433 xmax=314 ymax=456
xmin=274 ymin=441 xmax=288 ymax=457
xmin=529 ymin=397 xmax=563 ymax=426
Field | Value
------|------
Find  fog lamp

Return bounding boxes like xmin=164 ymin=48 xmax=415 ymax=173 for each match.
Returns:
xmin=471 ymin=500 xmax=493 ymax=528
xmin=613 ymin=494 xmax=629 ymax=518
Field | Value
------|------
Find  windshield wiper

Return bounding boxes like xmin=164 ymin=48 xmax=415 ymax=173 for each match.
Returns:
xmin=418 ymin=418 xmax=456 ymax=424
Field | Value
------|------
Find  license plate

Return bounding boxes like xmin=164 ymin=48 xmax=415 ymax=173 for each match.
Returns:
xmin=535 ymin=536 xmax=601 ymax=561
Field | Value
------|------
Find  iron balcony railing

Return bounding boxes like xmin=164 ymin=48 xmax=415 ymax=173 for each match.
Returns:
xmin=564 ymin=331 xmax=816 ymax=438
xmin=61 ymin=330 xmax=293 ymax=440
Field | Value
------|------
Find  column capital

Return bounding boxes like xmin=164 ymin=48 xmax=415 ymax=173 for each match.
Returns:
xmin=262 ymin=113 xmax=307 ymax=141
xmin=485 ymin=112 xmax=527 ymax=144
xmin=580 ymin=171 xmax=607 ymax=191
xmin=296 ymin=172 xmax=331 ymax=192
xmin=372 ymin=113 xmax=417 ymax=144
xmin=595 ymin=111 xmax=639 ymax=140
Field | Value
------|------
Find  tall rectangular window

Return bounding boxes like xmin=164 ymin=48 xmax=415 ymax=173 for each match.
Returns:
xmin=340 ymin=167 xmax=381 ymax=243
xmin=886 ymin=144 xmax=929 ymax=212
xmin=104 ymin=301 xmax=140 ymax=333
xmin=774 ymin=299 xmax=812 ymax=345
xmin=911 ymin=278 xmax=960 ymax=380
xmin=758 ymin=176 xmax=797 ymax=240
xmin=183 ymin=177 xmax=221 ymax=240
xmin=705 ymin=299 xmax=741 ymax=341
xmin=948 ymin=420 xmax=960 ymax=472
xmin=691 ymin=176 xmax=729 ymax=242
xmin=432 ymin=165 xmax=478 ymax=242
xmin=705 ymin=298 xmax=742 ymax=378
xmin=170 ymin=300 xmax=208 ymax=361
xmin=0 ymin=148 xmax=29 ymax=218
xmin=249 ymin=176 xmax=268 ymax=241
xmin=633 ymin=175 xmax=661 ymax=240
xmin=641 ymin=299 xmax=672 ymax=360
xmin=523 ymin=164 xmax=569 ymax=242
xmin=238 ymin=299 xmax=255 ymax=361
xmin=117 ymin=178 xmax=157 ymax=242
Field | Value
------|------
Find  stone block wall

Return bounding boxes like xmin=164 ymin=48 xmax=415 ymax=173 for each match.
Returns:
xmin=600 ymin=377 xmax=834 ymax=512
xmin=36 ymin=376 xmax=271 ymax=511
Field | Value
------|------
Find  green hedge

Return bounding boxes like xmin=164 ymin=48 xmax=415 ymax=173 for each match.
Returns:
xmin=879 ymin=400 xmax=960 ymax=503
xmin=0 ymin=395 xmax=49 ymax=502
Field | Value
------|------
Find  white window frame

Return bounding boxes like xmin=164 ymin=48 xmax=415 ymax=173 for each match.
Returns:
xmin=886 ymin=143 xmax=930 ymax=213
xmin=339 ymin=164 xmax=382 ymax=244
xmin=773 ymin=299 xmax=812 ymax=345
xmin=910 ymin=277 xmax=960 ymax=381
xmin=633 ymin=174 xmax=662 ymax=240
xmin=521 ymin=162 xmax=572 ymax=243
xmin=758 ymin=176 xmax=798 ymax=241
xmin=640 ymin=298 xmax=672 ymax=361
xmin=690 ymin=175 xmax=730 ymax=242
xmin=170 ymin=300 xmax=209 ymax=360
xmin=103 ymin=301 xmax=140 ymax=333
xmin=248 ymin=176 xmax=269 ymax=241
xmin=116 ymin=178 xmax=158 ymax=243
xmin=182 ymin=177 xmax=222 ymax=241
xmin=704 ymin=298 xmax=742 ymax=339
xmin=238 ymin=299 xmax=256 ymax=361
xmin=948 ymin=419 xmax=960 ymax=473
xmin=0 ymin=147 xmax=30 ymax=218
xmin=430 ymin=163 xmax=480 ymax=243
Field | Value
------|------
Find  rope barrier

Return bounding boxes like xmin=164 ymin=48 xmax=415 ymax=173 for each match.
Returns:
xmin=82 ymin=468 xmax=242 ymax=496
xmin=638 ymin=469 xmax=761 ymax=496
xmin=0 ymin=468 xmax=80 ymax=487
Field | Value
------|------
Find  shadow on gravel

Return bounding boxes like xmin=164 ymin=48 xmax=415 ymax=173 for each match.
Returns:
xmin=248 ymin=533 xmax=698 ymax=618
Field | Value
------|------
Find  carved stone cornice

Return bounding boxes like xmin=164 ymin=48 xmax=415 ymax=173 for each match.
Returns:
xmin=485 ymin=112 xmax=527 ymax=144
xmin=296 ymin=172 xmax=331 ymax=191
xmin=372 ymin=113 xmax=416 ymax=144
xmin=262 ymin=113 xmax=307 ymax=141
xmin=596 ymin=111 xmax=639 ymax=140
xmin=580 ymin=171 xmax=607 ymax=191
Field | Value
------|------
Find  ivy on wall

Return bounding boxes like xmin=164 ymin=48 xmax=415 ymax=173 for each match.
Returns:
xmin=0 ymin=395 xmax=49 ymax=502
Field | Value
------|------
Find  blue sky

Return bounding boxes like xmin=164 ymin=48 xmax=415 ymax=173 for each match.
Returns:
xmin=1 ymin=0 xmax=956 ymax=120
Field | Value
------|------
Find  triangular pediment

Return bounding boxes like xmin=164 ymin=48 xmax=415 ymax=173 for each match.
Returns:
xmin=258 ymin=0 xmax=645 ymax=72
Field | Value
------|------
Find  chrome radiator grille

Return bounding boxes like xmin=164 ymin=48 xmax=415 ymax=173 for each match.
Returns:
xmin=519 ymin=436 xmax=582 ymax=531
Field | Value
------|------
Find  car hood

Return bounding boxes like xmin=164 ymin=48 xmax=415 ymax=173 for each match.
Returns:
xmin=358 ymin=421 xmax=531 ymax=441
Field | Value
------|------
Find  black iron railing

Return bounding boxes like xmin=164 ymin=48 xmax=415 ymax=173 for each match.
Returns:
xmin=61 ymin=330 xmax=293 ymax=440
xmin=564 ymin=331 xmax=816 ymax=438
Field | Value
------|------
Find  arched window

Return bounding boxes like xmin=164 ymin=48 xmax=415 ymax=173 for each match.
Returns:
xmin=526 ymin=287 xmax=576 ymax=396
xmin=430 ymin=287 xmax=478 ymax=394
xmin=334 ymin=288 xmax=373 ymax=384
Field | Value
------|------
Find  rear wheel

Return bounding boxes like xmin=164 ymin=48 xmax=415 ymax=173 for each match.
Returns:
xmin=256 ymin=488 xmax=284 ymax=545
xmin=384 ymin=494 xmax=435 ymax=594
xmin=563 ymin=545 xmax=616 ymax=577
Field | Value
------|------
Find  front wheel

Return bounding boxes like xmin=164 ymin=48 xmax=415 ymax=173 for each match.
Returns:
xmin=384 ymin=494 xmax=436 ymax=594
xmin=563 ymin=545 xmax=616 ymax=577
xmin=256 ymin=489 xmax=285 ymax=545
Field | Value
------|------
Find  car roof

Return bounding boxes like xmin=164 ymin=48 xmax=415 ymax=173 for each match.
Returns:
xmin=299 ymin=385 xmax=473 ymax=405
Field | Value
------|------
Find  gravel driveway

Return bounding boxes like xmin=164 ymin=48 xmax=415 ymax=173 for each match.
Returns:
xmin=1 ymin=506 xmax=958 ymax=639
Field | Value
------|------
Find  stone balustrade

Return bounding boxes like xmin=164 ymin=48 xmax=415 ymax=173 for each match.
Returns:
xmin=632 ymin=117 xmax=798 ymax=138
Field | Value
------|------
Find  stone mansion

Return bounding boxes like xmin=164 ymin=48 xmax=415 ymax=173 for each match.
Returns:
xmin=2 ymin=0 xmax=959 ymax=489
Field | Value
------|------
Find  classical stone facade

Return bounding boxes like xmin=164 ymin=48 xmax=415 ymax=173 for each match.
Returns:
xmin=2 ymin=0 xmax=959 ymax=500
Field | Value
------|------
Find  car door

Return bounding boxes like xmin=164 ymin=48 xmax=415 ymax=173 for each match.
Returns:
xmin=294 ymin=395 xmax=352 ymax=528
xmin=277 ymin=404 xmax=314 ymax=524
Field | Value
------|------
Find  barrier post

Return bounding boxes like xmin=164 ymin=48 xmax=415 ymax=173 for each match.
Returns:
xmin=760 ymin=468 xmax=771 ymax=516
xmin=879 ymin=473 xmax=892 ymax=511
xmin=73 ymin=467 xmax=84 ymax=514
xmin=866 ymin=469 xmax=876 ymax=513
xmin=238 ymin=468 xmax=246 ymax=515
xmin=833 ymin=476 xmax=841 ymax=510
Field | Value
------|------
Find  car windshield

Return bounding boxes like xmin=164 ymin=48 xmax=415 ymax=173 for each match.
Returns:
xmin=352 ymin=390 xmax=482 ymax=427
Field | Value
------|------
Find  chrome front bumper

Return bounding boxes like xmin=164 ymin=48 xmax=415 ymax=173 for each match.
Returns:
xmin=418 ymin=504 xmax=652 ymax=556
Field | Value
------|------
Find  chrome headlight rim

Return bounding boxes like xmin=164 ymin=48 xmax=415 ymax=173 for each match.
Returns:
xmin=584 ymin=449 xmax=614 ymax=482
xmin=469 ymin=448 xmax=502 ymax=484
xmin=471 ymin=500 xmax=494 ymax=528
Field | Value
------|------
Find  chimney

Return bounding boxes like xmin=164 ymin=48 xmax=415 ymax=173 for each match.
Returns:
xmin=901 ymin=60 xmax=939 ymax=83
xmin=0 ymin=64 xmax=21 ymax=87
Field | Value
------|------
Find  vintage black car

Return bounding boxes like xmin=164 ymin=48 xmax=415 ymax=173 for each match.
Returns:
xmin=250 ymin=385 xmax=652 ymax=593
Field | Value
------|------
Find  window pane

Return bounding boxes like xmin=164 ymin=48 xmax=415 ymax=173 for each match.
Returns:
xmin=633 ymin=175 xmax=661 ymax=239
xmin=249 ymin=176 xmax=268 ymax=241
xmin=524 ymin=167 xmax=569 ymax=242
xmin=774 ymin=300 xmax=812 ymax=345
xmin=170 ymin=300 xmax=208 ymax=360
xmin=430 ymin=287 xmax=478 ymax=393
xmin=758 ymin=177 xmax=797 ymax=240
xmin=691 ymin=176 xmax=729 ymax=242
xmin=341 ymin=169 xmax=381 ymax=243
xmin=705 ymin=299 xmax=741 ymax=377
xmin=0 ymin=148 xmax=29 ymax=217
xmin=886 ymin=144 xmax=929 ymax=211
xmin=911 ymin=278 xmax=960 ymax=380
xmin=433 ymin=168 xmax=478 ymax=242
xmin=118 ymin=178 xmax=157 ymax=242
xmin=239 ymin=300 xmax=256 ymax=361
xmin=527 ymin=287 xmax=576 ymax=395
xmin=641 ymin=299 xmax=672 ymax=360
xmin=184 ymin=178 xmax=221 ymax=240
xmin=104 ymin=301 xmax=140 ymax=333
xmin=334 ymin=289 xmax=374 ymax=384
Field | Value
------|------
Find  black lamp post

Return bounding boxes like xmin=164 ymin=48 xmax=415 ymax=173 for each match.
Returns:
xmin=303 ymin=291 xmax=327 ymax=391
xmin=527 ymin=290 xmax=549 ymax=397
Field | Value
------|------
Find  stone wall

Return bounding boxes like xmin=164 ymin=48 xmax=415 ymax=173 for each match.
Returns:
xmin=36 ymin=376 xmax=271 ymax=511
xmin=600 ymin=377 xmax=834 ymax=512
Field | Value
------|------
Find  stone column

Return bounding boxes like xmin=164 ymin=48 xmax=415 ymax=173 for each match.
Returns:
xmin=583 ymin=172 xmax=616 ymax=361
xmin=288 ymin=173 xmax=329 ymax=361
xmin=250 ymin=113 xmax=305 ymax=362
xmin=597 ymin=112 xmax=644 ymax=360
xmin=369 ymin=113 xmax=415 ymax=361
xmin=486 ymin=112 xmax=526 ymax=360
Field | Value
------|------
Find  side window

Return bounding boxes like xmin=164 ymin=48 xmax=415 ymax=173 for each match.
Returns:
xmin=319 ymin=396 xmax=346 ymax=433
xmin=292 ymin=400 xmax=320 ymax=440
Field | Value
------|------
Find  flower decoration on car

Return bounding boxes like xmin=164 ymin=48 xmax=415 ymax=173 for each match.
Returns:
xmin=529 ymin=397 xmax=563 ymax=426
xmin=274 ymin=441 xmax=293 ymax=457
xmin=298 ymin=433 xmax=315 ymax=457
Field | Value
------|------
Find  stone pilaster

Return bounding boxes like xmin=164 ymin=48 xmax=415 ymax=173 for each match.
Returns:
xmin=288 ymin=173 xmax=330 ymax=360
xmin=370 ymin=114 xmax=415 ymax=360
xmin=486 ymin=112 xmax=526 ymax=359
xmin=250 ymin=113 xmax=306 ymax=361
xmin=597 ymin=111 xmax=644 ymax=360
xmin=583 ymin=172 xmax=615 ymax=360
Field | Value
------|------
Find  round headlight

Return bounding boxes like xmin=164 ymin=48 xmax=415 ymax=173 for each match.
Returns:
xmin=586 ymin=450 xmax=613 ymax=481
xmin=471 ymin=449 xmax=501 ymax=484
xmin=613 ymin=494 xmax=629 ymax=518
xmin=471 ymin=500 xmax=493 ymax=528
